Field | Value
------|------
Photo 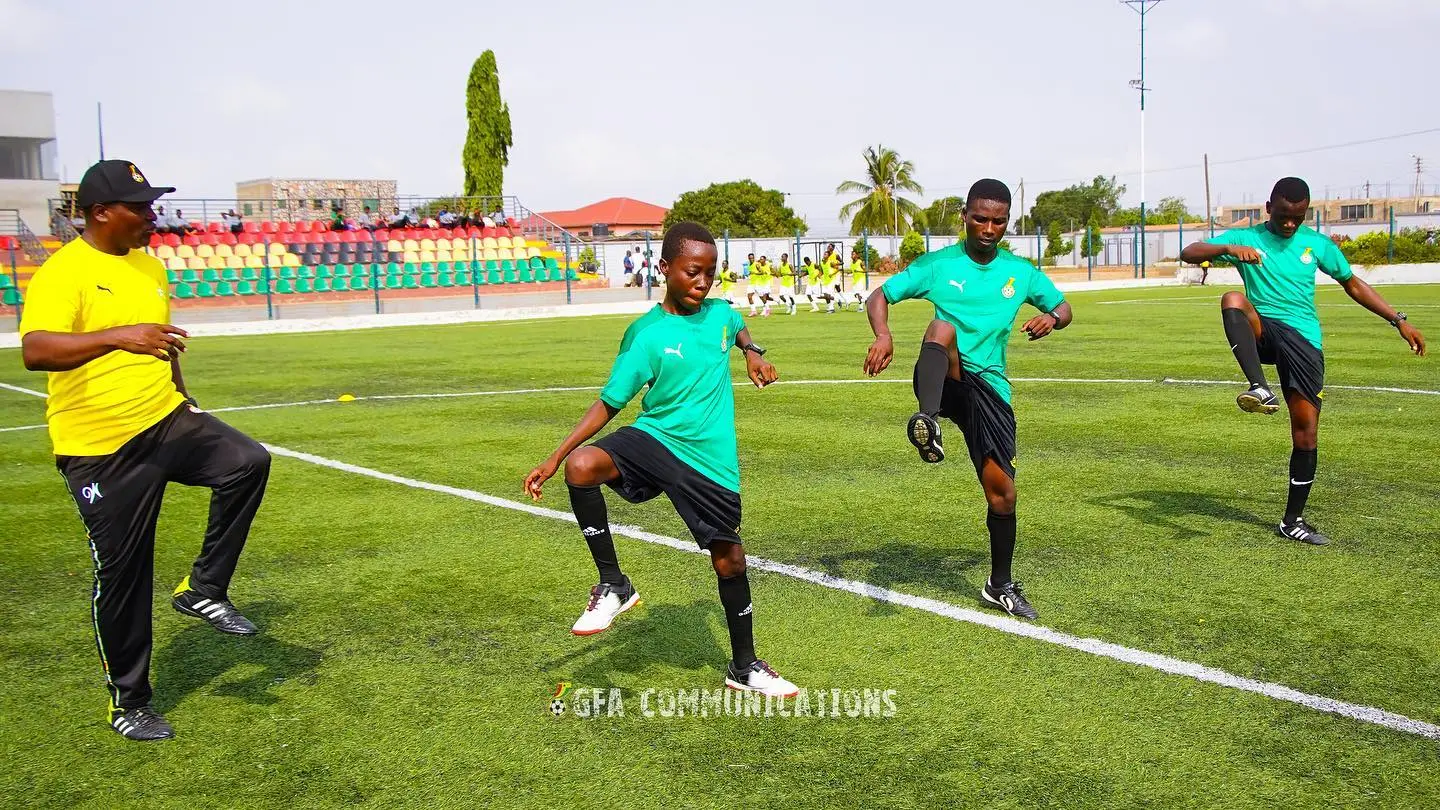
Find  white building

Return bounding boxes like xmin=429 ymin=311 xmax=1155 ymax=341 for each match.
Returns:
xmin=0 ymin=89 xmax=59 ymax=235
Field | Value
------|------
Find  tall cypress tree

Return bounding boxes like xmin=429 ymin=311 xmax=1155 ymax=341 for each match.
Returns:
xmin=462 ymin=51 xmax=512 ymax=200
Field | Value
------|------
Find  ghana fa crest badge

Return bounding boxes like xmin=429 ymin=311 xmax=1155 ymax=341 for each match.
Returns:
xmin=1001 ymin=277 xmax=1016 ymax=299
xmin=1300 ymin=247 xmax=1314 ymax=265
xmin=128 ymin=164 xmax=145 ymax=184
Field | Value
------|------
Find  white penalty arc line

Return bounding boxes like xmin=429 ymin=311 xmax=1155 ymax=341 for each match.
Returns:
xmin=263 ymin=442 xmax=1440 ymax=742
xmin=0 ymin=381 xmax=46 ymax=398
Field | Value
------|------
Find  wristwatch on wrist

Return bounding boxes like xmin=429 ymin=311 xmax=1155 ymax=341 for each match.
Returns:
xmin=1389 ymin=311 xmax=1408 ymax=329
xmin=740 ymin=342 xmax=767 ymax=357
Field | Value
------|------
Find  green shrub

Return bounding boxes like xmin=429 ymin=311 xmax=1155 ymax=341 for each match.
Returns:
xmin=899 ymin=231 xmax=926 ymax=267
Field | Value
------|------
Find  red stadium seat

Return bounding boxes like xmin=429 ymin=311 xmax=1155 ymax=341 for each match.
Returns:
xmin=275 ymin=222 xmax=293 ymax=234
xmin=373 ymin=229 xmax=390 ymax=241
xmin=258 ymin=221 xmax=275 ymax=234
xmin=149 ymin=234 xmax=162 ymax=248
xmin=466 ymin=226 xmax=483 ymax=238
xmin=201 ymin=234 xmax=219 ymax=246
xmin=164 ymin=234 xmax=181 ymax=247
xmin=206 ymin=222 xmax=223 ymax=234
xmin=438 ymin=228 xmax=453 ymax=239
xmin=182 ymin=235 xmax=201 ymax=246
xmin=339 ymin=230 xmax=358 ymax=243
xmin=238 ymin=232 xmax=259 ymax=245
xmin=321 ymin=231 xmax=338 ymax=243
xmin=481 ymin=227 xmax=497 ymax=239
xmin=220 ymin=233 xmax=237 ymax=246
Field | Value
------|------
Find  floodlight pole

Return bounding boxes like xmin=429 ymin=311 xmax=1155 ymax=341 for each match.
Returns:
xmin=1123 ymin=0 xmax=1162 ymax=278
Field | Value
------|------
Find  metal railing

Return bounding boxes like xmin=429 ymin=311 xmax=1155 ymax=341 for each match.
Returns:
xmin=0 ymin=209 xmax=52 ymax=264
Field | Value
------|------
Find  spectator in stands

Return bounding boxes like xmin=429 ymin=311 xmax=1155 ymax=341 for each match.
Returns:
xmin=154 ymin=205 xmax=172 ymax=234
xmin=221 ymin=209 xmax=243 ymax=235
xmin=491 ymin=208 xmax=507 ymax=227
xmin=388 ymin=207 xmax=407 ymax=228
xmin=357 ymin=206 xmax=377 ymax=231
xmin=329 ymin=204 xmax=347 ymax=232
xmin=406 ymin=207 xmax=421 ymax=227
xmin=170 ymin=209 xmax=195 ymax=235
xmin=437 ymin=208 xmax=458 ymax=228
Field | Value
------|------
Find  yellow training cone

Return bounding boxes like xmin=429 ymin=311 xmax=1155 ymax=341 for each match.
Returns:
xmin=337 ymin=393 xmax=356 ymax=402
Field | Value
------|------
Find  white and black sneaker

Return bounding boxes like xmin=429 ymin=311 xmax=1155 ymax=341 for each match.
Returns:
xmin=906 ymin=412 xmax=945 ymax=464
xmin=172 ymin=589 xmax=258 ymax=635
xmin=571 ymin=579 xmax=640 ymax=636
xmin=1277 ymin=516 xmax=1329 ymax=546
xmin=1237 ymin=383 xmax=1280 ymax=415
xmin=981 ymin=579 xmax=1039 ymax=620
xmin=111 ymin=706 xmax=175 ymax=741
xmin=724 ymin=659 xmax=799 ymax=698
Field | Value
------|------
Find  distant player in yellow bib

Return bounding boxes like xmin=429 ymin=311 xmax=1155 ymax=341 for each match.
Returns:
xmin=847 ymin=249 xmax=870 ymax=311
xmin=820 ymin=244 xmax=843 ymax=313
xmin=774 ymin=253 xmax=798 ymax=315
xmin=718 ymin=259 xmax=738 ymax=304
xmin=746 ymin=255 xmax=774 ymax=316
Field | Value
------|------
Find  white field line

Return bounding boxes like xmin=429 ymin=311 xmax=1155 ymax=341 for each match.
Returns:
xmin=1099 ymin=300 xmax=1440 ymax=308
xmin=263 ymin=442 xmax=1440 ymax=742
xmin=3 ymin=376 xmax=1436 ymax=436
xmin=0 ymin=381 xmax=46 ymax=398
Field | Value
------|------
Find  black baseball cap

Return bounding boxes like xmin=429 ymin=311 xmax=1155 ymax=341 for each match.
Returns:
xmin=76 ymin=160 xmax=176 ymax=208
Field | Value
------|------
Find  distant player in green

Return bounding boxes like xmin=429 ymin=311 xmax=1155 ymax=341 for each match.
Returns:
xmin=524 ymin=221 xmax=799 ymax=697
xmin=775 ymin=253 xmax=798 ymax=315
xmin=802 ymin=256 xmax=824 ymax=312
xmin=863 ymin=179 xmax=1073 ymax=620
xmin=846 ymin=249 xmax=869 ymax=311
xmin=1180 ymin=176 xmax=1426 ymax=546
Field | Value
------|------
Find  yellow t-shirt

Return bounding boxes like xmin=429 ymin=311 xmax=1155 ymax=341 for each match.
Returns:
xmin=19 ymin=239 xmax=186 ymax=456
xmin=849 ymin=259 xmax=867 ymax=288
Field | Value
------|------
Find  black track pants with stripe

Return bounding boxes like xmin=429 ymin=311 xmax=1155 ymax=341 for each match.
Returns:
xmin=56 ymin=404 xmax=271 ymax=713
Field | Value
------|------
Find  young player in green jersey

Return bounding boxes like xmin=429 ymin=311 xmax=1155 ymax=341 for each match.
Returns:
xmin=863 ymin=179 xmax=1073 ymax=620
xmin=524 ymin=222 xmax=798 ymax=697
xmin=1180 ymin=177 xmax=1426 ymax=546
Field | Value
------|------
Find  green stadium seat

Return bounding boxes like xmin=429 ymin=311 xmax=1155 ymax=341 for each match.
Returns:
xmin=518 ymin=265 xmax=534 ymax=282
xmin=566 ymin=269 xmax=578 ymax=280
xmin=320 ymin=278 xmax=337 ymax=292
xmin=1 ymin=288 xmax=20 ymax=305
xmin=315 ymin=266 xmax=332 ymax=279
xmin=237 ymin=281 xmax=256 ymax=295
xmin=402 ymin=275 xmax=419 ymax=289
xmin=296 ymin=278 xmax=313 ymax=294
xmin=174 ymin=283 xmax=194 ymax=299
xmin=454 ymin=270 xmax=472 ymax=285
xmin=202 ymin=269 xmax=221 ymax=283
xmin=166 ymin=269 xmax=180 ymax=284
xmin=403 ymin=262 xmax=418 ymax=274
xmin=545 ymin=258 xmax=560 ymax=271
xmin=504 ymin=267 xmax=519 ymax=284
xmin=437 ymin=273 xmax=454 ymax=288
xmin=181 ymin=269 xmax=200 ymax=283
xmin=298 ymin=267 xmax=315 ymax=279
xmin=331 ymin=263 xmax=348 ymax=277
xmin=418 ymin=273 xmax=436 ymax=288
xmin=0 ymin=274 xmax=12 ymax=290
xmin=221 ymin=268 xmax=239 ymax=282
xmin=241 ymin=268 xmax=259 ymax=281
xmin=385 ymin=262 xmax=401 ymax=274
xmin=500 ymin=259 xmax=515 ymax=272
xmin=385 ymin=274 xmax=404 ymax=290
xmin=276 ymin=279 xmax=295 ymax=294
xmin=487 ymin=269 xmax=502 ymax=285
xmin=280 ymin=267 xmax=297 ymax=280
xmin=332 ymin=277 xmax=350 ymax=292
xmin=195 ymin=282 xmax=215 ymax=298
xmin=216 ymin=281 xmax=235 ymax=296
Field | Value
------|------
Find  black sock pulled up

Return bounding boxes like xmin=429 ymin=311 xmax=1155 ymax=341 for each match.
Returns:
xmin=567 ymin=484 xmax=625 ymax=585
xmin=717 ymin=572 xmax=757 ymax=668
xmin=913 ymin=341 xmax=950 ymax=416
xmin=1285 ymin=448 xmax=1318 ymax=521
xmin=1222 ymin=308 xmax=1267 ymax=387
xmin=987 ymin=509 xmax=1017 ymax=585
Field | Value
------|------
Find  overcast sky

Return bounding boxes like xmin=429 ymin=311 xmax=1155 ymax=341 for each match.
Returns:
xmin=4 ymin=0 xmax=1438 ymax=232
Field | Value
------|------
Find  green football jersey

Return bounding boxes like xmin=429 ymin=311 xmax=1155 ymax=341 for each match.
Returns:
xmin=882 ymin=243 xmax=1065 ymax=403
xmin=1205 ymin=224 xmax=1352 ymax=349
xmin=599 ymin=299 xmax=748 ymax=491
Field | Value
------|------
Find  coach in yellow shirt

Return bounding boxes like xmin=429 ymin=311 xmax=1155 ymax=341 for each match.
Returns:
xmin=20 ymin=160 xmax=271 ymax=742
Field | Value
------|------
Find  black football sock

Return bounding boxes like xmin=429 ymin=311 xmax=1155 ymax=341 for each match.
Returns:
xmin=1285 ymin=448 xmax=1318 ymax=521
xmin=567 ymin=484 xmax=625 ymax=586
xmin=987 ymin=509 xmax=1017 ymax=586
xmin=717 ymin=572 xmax=757 ymax=669
xmin=914 ymin=341 xmax=950 ymax=416
xmin=1221 ymin=308 xmax=1267 ymax=387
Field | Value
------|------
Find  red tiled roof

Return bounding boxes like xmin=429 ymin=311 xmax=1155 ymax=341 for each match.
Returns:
xmin=538 ymin=197 xmax=669 ymax=228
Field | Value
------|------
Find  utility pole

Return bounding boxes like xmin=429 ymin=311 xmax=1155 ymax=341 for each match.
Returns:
xmin=1017 ymin=178 xmax=1025 ymax=235
xmin=1203 ymin=152 xmax=1213 ymax=238
xmin=96 ymin=102 xmax=105 ymax=161
xmin=1414 ymin=155 xmax=1425 ymax=199
xmin=1122 ymin=0 xmax=1163 ymax=274
xmin=1365 ymin=180 xmax=1371 ymax=198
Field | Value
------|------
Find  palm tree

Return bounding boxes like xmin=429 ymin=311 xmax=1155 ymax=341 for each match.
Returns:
xmin=836 ymin=145 xmax=925 ymax=236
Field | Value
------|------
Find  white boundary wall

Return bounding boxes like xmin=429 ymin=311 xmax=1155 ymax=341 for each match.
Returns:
xmin=3 ymin=265 xmax=1438 ymax=348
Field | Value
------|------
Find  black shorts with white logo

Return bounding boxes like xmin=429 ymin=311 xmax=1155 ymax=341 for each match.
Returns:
xmin=592 ymin=426 xmax=743 ymax=550
xmin=1257 ymin=316 xmax=1325 ymax=411
xmin=924 ymin=367 xmax=1018 ymax=481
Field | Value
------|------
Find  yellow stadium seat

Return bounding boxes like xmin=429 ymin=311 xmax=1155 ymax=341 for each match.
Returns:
xmin=449 ymin=237 xmax=467 ymax=250
xmin=497 ymin=248 xmax=514 ymax=260
xmin=419 ymin=238 xmax=436 ymax=252
xmin=435 ymin=248 xmax=452 ymax=260
xmin=482 ymin=237 xmax=498 ymax=250
xmin=215 ymin=245 xmax=233 ymax=259
xmin=187 ymin=257 xmax=206 ymax=270
xmin=245 ymin=255 xmax=265 ymax=269
xmin=386 ymin=239 xmax=403 ymax=253
xmin=156 ymin=245 xmax=176 ymax=260
xmin=526 ymin=247 xmax=541 ymax=258
xmin=403 ymin=251 xmax=421 ymax=264
xmin=419 ymin=250 xmax=437 ymax=263
xmin=402 ymin=239 xmax=420 ymax=252
xmin=282 ymin=254 xmax=301 ymax=268
xmin=233 ymin=244 xmax=252 ymax=258
xmin=453 ymin=248 xmax=470 ymax=261
xmin=176 ymin=245 xmax=196 ymax=259
xmin=268 ymin=242 xmax=286 ymax=255
xmin=496 ymin=236 xmax=512 ymax=249
xmin=196 ymin=244 xmax=215 ymax=258
xmin=482 ymin=248 xmax=499 ymax=261
xmin=166 ymin=257 xmax=187 ymax=271
xmin=510 ymin=236 xmax=528 ymax=250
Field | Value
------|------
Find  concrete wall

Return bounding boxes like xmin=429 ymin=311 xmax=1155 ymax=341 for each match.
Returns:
xmin=0 ymin=90 xmax=56 ymax=140
xmin=0 ymin=179 xmax=59 ymax=234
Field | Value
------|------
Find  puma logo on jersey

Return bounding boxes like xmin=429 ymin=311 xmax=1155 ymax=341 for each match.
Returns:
xmin=663 ymin=344 xmax=684 ymax=359
xmin=95 ymin=285 xmax=112 ymax=294
xmin=948 ymin=279 xmax=966 ymax=293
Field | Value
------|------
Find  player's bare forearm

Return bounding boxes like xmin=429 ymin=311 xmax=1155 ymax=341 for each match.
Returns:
xmin=547 ymin=400 xmax=620 ymax=466
xmin=22 ymin=329 xmax=121 ymax=371
xmin=1179 ymin=242 xmax=1231 ymax=265
xmin=1341 ymin=275 xmax=1427 ymax=356
xmin=866 ymin=293 xmax=891 ymax=338
xmin=1052 ymin=301 xmax=1073 ymax=329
